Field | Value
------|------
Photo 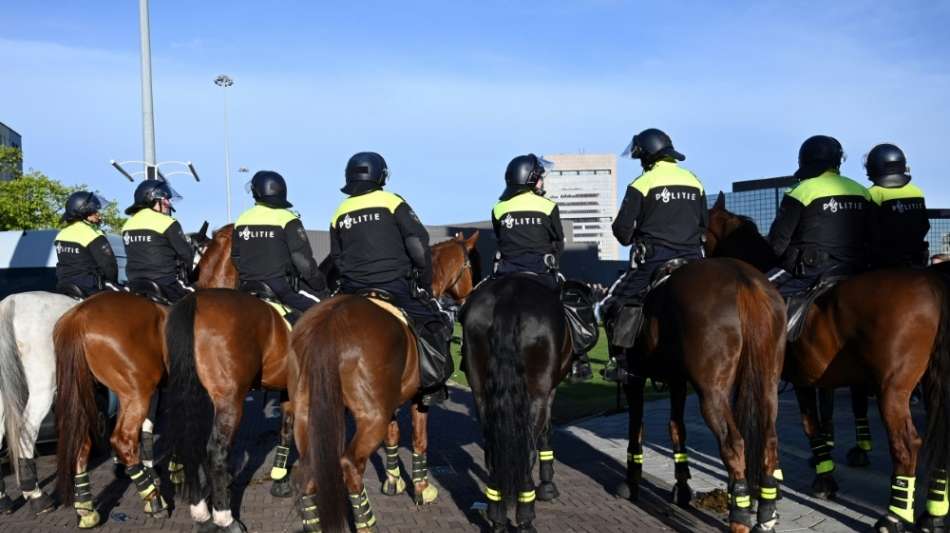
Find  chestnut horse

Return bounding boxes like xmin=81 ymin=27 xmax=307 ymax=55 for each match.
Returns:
xmin=166 ymin=231 xmax=479 ymax=533
xmin=53 ymin=224 xmax=236 ymax=529
xmin=707 ymin=196 xmax=950 ymax=532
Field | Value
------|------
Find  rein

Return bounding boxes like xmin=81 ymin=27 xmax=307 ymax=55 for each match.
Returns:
xmin=442 ymin=240 xmax=473 ymax=298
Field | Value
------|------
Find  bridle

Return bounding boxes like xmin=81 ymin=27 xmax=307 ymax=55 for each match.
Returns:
xmin=442 ymin=240 xmax=473 ymax=300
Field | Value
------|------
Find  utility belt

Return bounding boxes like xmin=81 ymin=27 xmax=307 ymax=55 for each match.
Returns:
xmin=630 ymin=241 xmax=653 ymax=268
xmin=785 ymin=246 xmax=857 ymax=275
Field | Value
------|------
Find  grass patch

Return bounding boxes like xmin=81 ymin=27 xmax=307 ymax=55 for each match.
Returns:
xmin=449 ymin=326 xmax=668 ymax=424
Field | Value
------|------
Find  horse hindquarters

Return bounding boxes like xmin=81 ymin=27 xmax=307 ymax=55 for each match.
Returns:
xmin=920 ymin=281 xmax=950 ymax=530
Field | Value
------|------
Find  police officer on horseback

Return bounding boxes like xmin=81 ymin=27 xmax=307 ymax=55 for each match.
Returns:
xmin=232 ymin=170 xmax=329 ymax=323
xmin=491 ymin=153 xmax=599 ymax=382
xmin=602 ymin=128 xmax=707 ymax=381
xmin=330 ymin=152 xmax=452 ymax=405
xmin=121 ymin=179 xmax=196 ymax=303
xmin=54 ymin=191 xmax=119 ymax=297
xmin=864 ymin=143 xmax=929 ymax=268
xmin=768 ymin=135 xmax=871 ymax=297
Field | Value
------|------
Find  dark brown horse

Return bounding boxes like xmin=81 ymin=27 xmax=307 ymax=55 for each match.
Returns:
xmin=613 ymin=254 xmax=786 ymax=533
xmin=707 ymin=196 xmax=950 ymax=532
xmin=167 ymin=232 xmax=479 ymax=533
xmin=53 ymin=224 xmax=236 ymax=529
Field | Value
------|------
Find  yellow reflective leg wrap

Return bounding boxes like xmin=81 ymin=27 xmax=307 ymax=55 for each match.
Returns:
xmin=539 ymin=450 xmax=555 ymax=462
xmin=760 ymin=486 xmax=778 ymax=501
xmin=518 ymin=490 xmax=536 ymax=503
xmin=855 ymin=418 xmax=872 ymax=451
xmin=168 ymin=459 xmax=185 ymax=485
xmin=673 ymin=452 xmax=688 ymax=464
xmin=628 ymin=452 xmax=644 ymax=465
xmin=485 ymin=486 xmax=503 ymax=502
xmin=773 ymin=468 xmax=784 ymax=482
xmin=927 ymin=470 xmax=949 ymax=517
xmin=298 ymin=494 xmax=321 ymax=532
xmin=734 ymin=494 xmax=752 ymax=509
xmin=271 ymin=445 xmax=290 ymax=481
xmin=888 ymin=475 xmax=916 ymax=523
xmin=74 ymin=500 xmax=101 ymax=529
xmin=349 ymin=488 xmax=377 ymax=529
xmin=128 ymin=465 xmax=157 ymax=499
xmin=816 ymin=460 xmax=835 ymax=474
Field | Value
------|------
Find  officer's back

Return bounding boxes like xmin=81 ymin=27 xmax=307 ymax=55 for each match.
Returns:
xmin=864 ymin=143 xmax=929 ymax=267
xmin=54 ymin=191 xmax=118 ymax=296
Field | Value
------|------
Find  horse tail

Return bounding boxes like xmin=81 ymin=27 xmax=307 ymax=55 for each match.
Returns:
xmin=298 ymin=317 xmax=348 ymax=533
xmin=164 ymin=293 xmax=214 ymax=502
xmin=923 ymin=274 xmax=950 ymax=479
xmin=734 ymin=274 xmax=785 ymax=490
xmin=0 ymin=297 xmax=30 ymax=483
xmin=485 ymin=307 xmax=532 ymax=506
xmin=53 ymin=309 xmax=100 ymax=504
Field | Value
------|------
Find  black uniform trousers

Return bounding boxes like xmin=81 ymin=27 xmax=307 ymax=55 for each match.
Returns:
xmin=264 ymin=276 xmax=321 ymax=316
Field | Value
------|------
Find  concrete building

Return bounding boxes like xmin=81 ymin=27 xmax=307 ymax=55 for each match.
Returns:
xmin=544 ymin=153 xmax=620 ymax=260
xmin=0 ymin=121 xmax=22 ymax=181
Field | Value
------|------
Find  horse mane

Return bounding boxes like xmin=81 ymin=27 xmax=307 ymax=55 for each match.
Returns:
xmin=713 ymin=211 xmax=778 ymax=272
xmin=196 ymin=224 xmax=238 ymax=289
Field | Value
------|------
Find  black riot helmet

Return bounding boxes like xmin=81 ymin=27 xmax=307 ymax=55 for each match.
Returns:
xmin=62 ymin=191 xmax=105 ymax=223
xmin=621 ymin=128 xmax=685 ymax=170
xmin=865 ymin=143 xmax=911 ymax=188
xmin=501 ymin=154 xmax=550 ymax=200
xmin=343 ymin=152 xmax=389 ymax=195
xmin=795 ymin=135 xmax=844 ymax=181
xmin=247 ymin=170 xmax=292 ymax=208
xmin=125 ymin=179 xmax=181 ymax=215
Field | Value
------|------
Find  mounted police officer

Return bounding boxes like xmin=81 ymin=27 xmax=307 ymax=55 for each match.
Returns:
xmin=491 ymin=153 xmax=598 ymax=382
xmin=121 ymin=179 xmax=196 ymax=303
xmin=54 ymin=191 xmax=119 ymax=297
xmin=768 ymin=135 xmax=871 ymax=297
xmin=602 ymin=128 xmax=707 ymax=381
xmin=330 ymin=152 xmax=452 ymax=405
xmin=864 ymin=143 xmax=929 ymax=268
xmin=232 ymin=170 xmax=328 ymax=323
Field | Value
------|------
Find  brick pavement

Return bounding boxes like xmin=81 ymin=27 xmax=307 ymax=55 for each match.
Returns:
xmin=1 ymin=387 xmax=698 ymax=533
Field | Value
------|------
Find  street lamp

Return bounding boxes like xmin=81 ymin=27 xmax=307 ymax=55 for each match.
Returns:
xmin=214 ymin=74 xmax=234 ymax=222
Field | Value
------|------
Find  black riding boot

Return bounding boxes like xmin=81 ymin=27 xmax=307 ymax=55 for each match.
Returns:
xmin=417 ymin=322 xmax=452 ymax=406
xmin=569 ymin=352 xmax=593 ymax=383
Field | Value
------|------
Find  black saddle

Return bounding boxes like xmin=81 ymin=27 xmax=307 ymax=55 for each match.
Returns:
xmin=786 ymin=274 xmax=846 ymax=342
xmin=239 ymin=280 xmax=279 ymax=301
xmin=648 ymin=257 xmax=692 ymax=291
xmin=56 ymin=282 xmax=88 ymax=300
xmin=561 ymin=280 xmax=600 ymax=354
xmin=126 ymin=279 xmax=171 ymax=305
xmin=355 ymin=288 xmax=396 ymax=303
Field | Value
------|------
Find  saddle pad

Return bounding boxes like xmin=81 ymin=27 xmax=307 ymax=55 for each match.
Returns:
xmin=786 ymin=276 xmax=843 ymax=342
xmin=367 ymin=297 xmax=409 ymax=326
xmin=263 ymin=299 xmax=292 ymax=330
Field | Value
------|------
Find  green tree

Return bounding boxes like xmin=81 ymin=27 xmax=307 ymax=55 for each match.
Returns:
xmin=0 ymin=147 xmax=127 ymax=232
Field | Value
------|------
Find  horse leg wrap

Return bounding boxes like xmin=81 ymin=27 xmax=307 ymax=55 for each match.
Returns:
xmin=382 ymin=446 xmax=405 ymax=495
xmin=927 ymin=470 xmax=949 ymax=518
xmin=141 ymin=430 xmax=155 ymax=468
xmin=17 ymin=458 xmax=38 ymax=493
xmin=485 ymin=486 xmax=506 ymax=526
xmin=728 ymin=480 xmax=754 ymax=529
xmin=270 ymin=445 xmax=290 ymax=481
xmin=810 ymin=436 xmax=835 ymax=475
xmin=348 ymin=488 xmax=377 ymax=530
xmin=888 ymin=475 xmax=916 ymax=524
xmin=412 ymin=452 xmax=438 ymax=504
xmin=73 ymin=472 xmax=101 ymax=529
xmin=297 ymin=494 xmax=321 ymax=533
xmin=168 ymin=456 xmax=185 ymax=485
xmin=128 ymin=463 xmax=166 ymax=515
xmin=673 ymin=452 xmax=691 ymax=481
xmin=516 ymin=489 xmax=536 ymax=528
xmin=757 ymin=474 xmax=780 ymax=530
xmin=538 ymin=449 xmax=556 ymax=494
xmin=855 ymin=417 xmax=872 ymax=451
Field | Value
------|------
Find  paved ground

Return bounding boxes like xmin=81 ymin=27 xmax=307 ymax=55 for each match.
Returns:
xmin=569 ymin=386 xmax=927 ymax=532
xmin=1 ymin=387 xmax=696 ymax=533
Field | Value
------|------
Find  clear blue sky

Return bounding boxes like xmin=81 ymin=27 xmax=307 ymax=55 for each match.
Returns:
xmin=2 ymin=1 xmax=949 ymax=232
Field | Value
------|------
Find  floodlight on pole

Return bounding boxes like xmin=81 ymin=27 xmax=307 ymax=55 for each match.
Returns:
xmin=214 ymin=74 xmax=234 ymax=222
xmin=110 ymin=160 xmax=200 ymax=183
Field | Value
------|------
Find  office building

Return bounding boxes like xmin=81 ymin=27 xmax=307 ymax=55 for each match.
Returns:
xmin=0 ymin=121 xmax=22 ymax=181
xmin=544 ymin=153 xmax=620 ymax=260
xmin=707 ymin=176 xmax=797 ymax=234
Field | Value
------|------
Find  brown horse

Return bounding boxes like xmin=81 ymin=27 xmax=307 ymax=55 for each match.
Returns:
xmin=707 ymin=196 xmax=950 ymax=532
xmin=165 ymin=231 xmax=479 ymax=532
xmin=53 ymin=224 xmax=236 ymax=529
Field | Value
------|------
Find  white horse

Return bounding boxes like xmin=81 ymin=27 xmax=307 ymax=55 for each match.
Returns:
xmin=0 ymin=291 xmax=77 ymax=514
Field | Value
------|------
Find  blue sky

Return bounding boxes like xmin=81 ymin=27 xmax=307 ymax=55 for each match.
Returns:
xmin=2 ymin=1 xmax=949 ymax=232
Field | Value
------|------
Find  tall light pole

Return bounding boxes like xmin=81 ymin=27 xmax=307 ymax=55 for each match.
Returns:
xmin=139 ymin=0 xmax=157 ymax=178
xmin=214 ymin=74 xmax=234 ymax=221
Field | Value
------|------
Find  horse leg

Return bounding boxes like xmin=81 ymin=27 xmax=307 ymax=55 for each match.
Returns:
xmin=411 ymin=402 xmax=439 ymax=505
xmin=536 ymin=390 xmax=559 ymax=502
xmin=270 ymin=397 xmax=294 ymax=498
xmin=618 ymin=375 xmax=645 ymax=502
xmin=140 ymin=390 xmax=159 ymax=477
xmin=381 ymin=417 xmax=407 ymax=496
xmin=19 ymin=359 xmax=57 ymax=513
xmin=668 ymin=379 xmax=692 ymax=507
xmin=698 ymin=389 xmax=752 ymax=533
xmin=793 ymin=385 xmax=838 ymax=499
xmin=343 ymin=413 xmax=389 ymax=532
xmin=818 ymin=387 xmax=835 ymax=448
xmin=846 ymin=385 xmax=873 ymax=467
xmin=207 ymin=397 xmax=245 ymax=532
xmin=873 ymin=387 xmax=921 ymax=532
xmin=112 ymin=391 xmax=168 ymax=519
xmin=70 ymin=434 xmax=100 ymax=528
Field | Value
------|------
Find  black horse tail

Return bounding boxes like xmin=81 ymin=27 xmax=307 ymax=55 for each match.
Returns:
xmin=164 ymin=292 xmax=214 ymax=503
xmin=923 ymin=274 xmax=950 ymax=479
xmin=734 ymin=275 xmax=785 ymax=490
xmin=485 ymin=307 xmax=532 ymax=506
xmin=300 ymin=317 xmax=347 ymax=532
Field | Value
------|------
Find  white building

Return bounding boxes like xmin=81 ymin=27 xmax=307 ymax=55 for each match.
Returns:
xmin=544 ymin=153 xmax=619 ymax=260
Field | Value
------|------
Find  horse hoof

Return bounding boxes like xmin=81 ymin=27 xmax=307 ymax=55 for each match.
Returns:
xmin=270 ymin=478 xmax=293 ymax=498
xmin=917 ymin=513 xmax=947 ymax=533
xmin=414 ymin=483 xmax=438 ymax=505
xmin=193 ymin=519 xmax=219 ymax=533
xmin=145 ymin=495 xmax=169 ymax=518
xmin=78 ymin=510 xmax=102 ymax=529
xmin=672 ymin=481 xmax=692 ymax=508
xmin=517 ymin=521 xmax=538 ymax=533
xmin=29 ymin=492 xmax=56 ymax=515
xmin=490 ymin=521 xmax=508 ymax=533
xmin=0 ymin=494 xmax=13 ymax=514
xmin=810 ymin=474 xmax=838 ymax=500
xmin=220 ymin=520 xmax=248 ymax=533
xmin=615 ymin=481 xmax=639 ymax=502
xmin=536 ymin=481 xmax=559 ymax=502
xmin=846 ymin=446 xmax=871 ymax=468
xmin=874 ymin=514 xmax=912 ymax=532
xmin=382 ymin=475 xmax=407 ymax=496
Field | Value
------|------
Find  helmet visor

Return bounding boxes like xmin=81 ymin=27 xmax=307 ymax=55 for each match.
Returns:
xmin=620 ymin=138 xmax=636 ymax=159
xmin=244 ymin=179 xmax=253 ymax=194
xmin=537 ymin=156 xmax=554 ymax=173
xmin=160 ymin=179 xmax=184 ymax=203
xmin=86 ymin=193 xmax=108 ymax=212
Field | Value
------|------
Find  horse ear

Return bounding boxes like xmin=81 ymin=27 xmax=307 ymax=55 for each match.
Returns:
xmin=713 ymin=191 xmax=726 ymax=210
xmin=199 ymin=221 xmax=209 ymax=238
xmin=454 ymin=232 xmax=462 ymax=240
xmin=464 ymin=229 xmax=480 ymax=250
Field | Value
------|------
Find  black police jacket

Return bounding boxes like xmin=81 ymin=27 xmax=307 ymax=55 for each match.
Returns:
xmin=491 ymin=191 xmax=564 ymax=262
xmin=231 ymin=204 xmax=326 ymax=290
xmin=54 ymin=221 xmax=118 ymax=285
xmin=121 ymin=209 xmax=194 ymax=282
xmin=868 ymin=183 xmax=930 ymax=266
